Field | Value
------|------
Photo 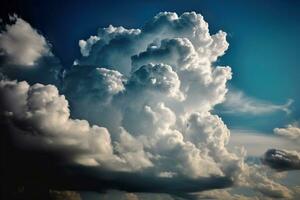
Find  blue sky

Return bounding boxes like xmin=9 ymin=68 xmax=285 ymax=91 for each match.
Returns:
xmin=4 ymin=0 xmax=299 ymax=132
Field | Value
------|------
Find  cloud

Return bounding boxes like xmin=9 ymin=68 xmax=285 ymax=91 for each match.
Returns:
xmin=0 ymin=12 xmax=296 ymax=199
xmin=196 ymin=189 xmax=259 ymax=200
xmin=0 ymin=79 xmax=124 ymax=169
xmin=63 ymin=12 xmax=238 ymax=181
xmin=263 ymin=123 xmax=300 ymax=171
xmin=127 ymin=63 xmax=183 ymax=100
xmin=242 ymin=165 xmax=293 ymax=199
xmin=0 ymin=14 xmax=50 ymax=66
xmin=262 ymin=149 xmax=300 ymax=171
xmin=63 ymin=66 xmax=125 ymax=103
xmin=274 ymin=123 xmax=300 ymax=144
xmin=229 ymin=130 xmax=299 ymax=157
xmin=0 ymin=15 xmax=61 ymax=86
xmin=218 ymin=90 xmax=293 ymax=115
xmin=50 ymin=190 xmax=82 ymax=200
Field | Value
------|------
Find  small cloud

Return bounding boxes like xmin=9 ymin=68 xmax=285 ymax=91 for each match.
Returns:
xmin=274 ymin=122 xmax=300 ymax=144
xmin=266 ymin=123 xmax=300 ymax=172
xmin=219 ymin=90 xmax=293 ymax=115
xmin=79 ymin=35 xmax=100 ymax=57
xmin=262 ymin=149 xmax=300 ymax=171
xmin=0 ymin=14 xmax=50 ymax=66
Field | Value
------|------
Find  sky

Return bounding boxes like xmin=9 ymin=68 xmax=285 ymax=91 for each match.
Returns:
xmin=0 ymin=0 xmax=300 ymax=200
xmin=2 ymin=0 xmax=299 ymax=132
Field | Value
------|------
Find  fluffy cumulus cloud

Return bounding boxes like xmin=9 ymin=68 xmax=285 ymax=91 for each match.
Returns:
xmin=1 ymin=12 xmax=297 ymax=199
xmin=0 ymin=15 xmax=50 ymax=66
xmin=0 ymin=80 xmax=118 ymax=168
xmin=0 ymin=14 xmax=61 ymax=86
xmin=65 ymin=11 xmax=239 ymax=180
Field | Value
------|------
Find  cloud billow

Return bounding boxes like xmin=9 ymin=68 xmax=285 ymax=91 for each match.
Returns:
xmin=0 ymin=15 xmax=50 ymax=66
xmin=0 ymin=15 xmax=61 ymax=86
xmin=65 ymin=11 xmax=237 ymax=179
xmin=0 ymin=12 xmax=295 ymax=199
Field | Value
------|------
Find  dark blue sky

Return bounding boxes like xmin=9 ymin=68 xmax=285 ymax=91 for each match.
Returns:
xmin=2 ymin=0 xmax=299 ymax=132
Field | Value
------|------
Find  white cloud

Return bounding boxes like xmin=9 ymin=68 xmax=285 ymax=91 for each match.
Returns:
xmin=0 ymin=16 xmax=61 ymax=86
xmin=127 ymin=63 xmax=183 ymax=100
xmin=64 ymin=12 xmax=235 ymax=181
xmin=114 ymin=128 xmax=153 ymax=170
xmin=0 ymin=15 xmax=50 ymax=66
xmin=274 ymin=123 xmax=300 ymax=144
xmin=219 ymin=90 xmax=293 ymax=115
xmin=63 ymin=66 xmax=125 ymax=103
xmin=229 ymin=130 xmax=300 ymax=157
xmin=0 ymin=12 xmax=297 ymax=199
xmin=244 ymin=165 xmax=293 ymax=199
xmin=0 ymin=79 xmax=150 ymax=171
xmin=79 ymin=35 xmax=100 ymax=57
xmin=75 ymin=12 xmax=229 ymax=76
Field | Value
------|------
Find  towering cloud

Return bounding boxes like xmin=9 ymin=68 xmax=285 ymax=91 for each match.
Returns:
xmin=64 ymin=11 xmax=238 ymax=180
xmin=0 ymin=12 xmax=296 ymax=199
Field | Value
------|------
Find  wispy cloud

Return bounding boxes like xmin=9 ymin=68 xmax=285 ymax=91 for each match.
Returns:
xmin=219 ymin=90 xmax=293 ymax=115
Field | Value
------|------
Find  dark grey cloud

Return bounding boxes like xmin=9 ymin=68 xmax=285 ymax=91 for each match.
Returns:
xmin=262 ymin=149 xmax=300 ymax=171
